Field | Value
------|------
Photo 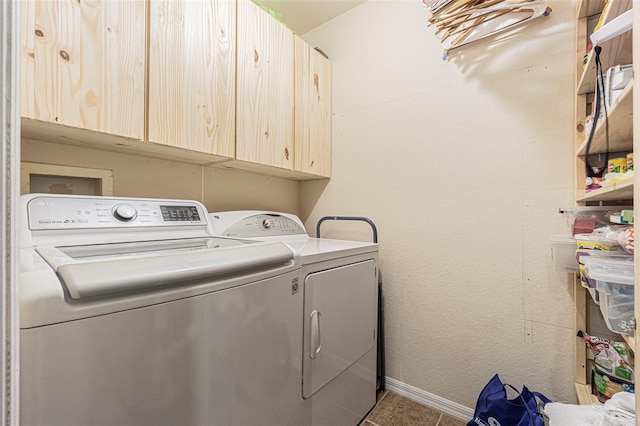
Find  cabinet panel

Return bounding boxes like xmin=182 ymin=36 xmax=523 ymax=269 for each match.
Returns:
xmin=148 ymin=0 xmax=235 ymax=157
xmin=21 ymin=0 xmax=145 ymax=140
xmin=294 ymin=37 xmax=331 ymax=177
xmin=236 ymin=0 xmax=294 ymax=170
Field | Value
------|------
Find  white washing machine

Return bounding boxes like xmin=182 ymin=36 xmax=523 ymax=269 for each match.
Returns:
xmin=19 ymin=195 xmax=306 ymax=426
xmin=210 ymin=211 xmax=379 ymax=426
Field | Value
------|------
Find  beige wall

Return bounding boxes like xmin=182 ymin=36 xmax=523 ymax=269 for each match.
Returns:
xmin=21 ymin=139 xmax=300 ymax=214
xmin=300 ymin=0 xmax=577 ymax=407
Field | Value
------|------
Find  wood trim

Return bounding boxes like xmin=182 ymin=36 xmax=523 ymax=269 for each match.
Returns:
xmin=21 ymin=117 xmax=231 ymax=166
xmin=575 ymin=176 xmax=634 ymax=202
xmin=574 ymin=277 xmax=587 ymax=386
xmin=575 ymin=383 xmax=602 ymax=405
xmin=574 ymin=9 xmax=588 ymax=194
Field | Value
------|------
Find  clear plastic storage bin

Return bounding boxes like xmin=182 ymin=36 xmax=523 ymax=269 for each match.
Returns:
xmin=560 ymin=206 xmax=633 ymax=235
xmin=590 ymin=269 xmax=635 ymax=335
xmin=575 ymin=233 xmax=622 ymax=251
xmin=578 ymin=253 xmax=633 ymax=289
xmin=550 ymin=235 xmax=578 ymax=272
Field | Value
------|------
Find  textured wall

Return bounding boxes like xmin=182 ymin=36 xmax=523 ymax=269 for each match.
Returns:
xmin=300 ymin=0 xmax=578 ymax=407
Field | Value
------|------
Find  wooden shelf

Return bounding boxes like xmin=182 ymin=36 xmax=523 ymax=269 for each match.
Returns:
xmin=575 ymin=383 xmax=602 ymax=405
xmin=573 ymin=0 xmax=636 ymax=412
xmin=622 ymin=334 xmax=635 ymax=349
xmin=576 ymin=82 xmax=633 ymax=156
xmin=21 ymin=118 xmax=230 ymax=166
xmin=575 ymin=175 xmax=634 ymax=202
xmin=21 ymin=118 xmax=330 ymax=181
xmin=577 ymin=0 xmax=633 ymax=95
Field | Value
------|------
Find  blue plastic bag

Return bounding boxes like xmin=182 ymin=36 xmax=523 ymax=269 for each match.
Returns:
xmin=468 ymin=374 xmax=551 ymax=426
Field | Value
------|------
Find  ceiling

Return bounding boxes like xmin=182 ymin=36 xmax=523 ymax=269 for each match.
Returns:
xmin=257 ymin=0 xmax=367 ymax=34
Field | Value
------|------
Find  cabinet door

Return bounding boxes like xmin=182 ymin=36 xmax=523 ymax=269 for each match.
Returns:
xmin=294 ymin=37 xmax=332 ymax=177
xmin=21 ymin=0 xmax=145 ymax=140
xmin=236 ymin=0 xmax=294 ymax=170
xmin=148 ymin=0 xmax=235 ymax=157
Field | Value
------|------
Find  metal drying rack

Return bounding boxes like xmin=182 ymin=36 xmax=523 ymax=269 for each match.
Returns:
xmin=316 ymin=216 xmax=385 ymax=393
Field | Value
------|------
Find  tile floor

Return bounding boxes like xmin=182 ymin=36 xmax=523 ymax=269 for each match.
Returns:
xmin=361 ymin=391 xmax=468 ymax=426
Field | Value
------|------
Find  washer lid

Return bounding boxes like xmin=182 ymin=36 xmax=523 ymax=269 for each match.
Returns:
xmin=47 ymin=236 xmax=248 ymax=261
xmin=36 ymin=238 xmax=294 ymax=299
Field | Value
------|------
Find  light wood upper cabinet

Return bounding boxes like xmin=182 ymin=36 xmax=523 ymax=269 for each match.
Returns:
xmin=21 ymin=0 xmax=331 ymax=180
xmin=148 ymin=0 xmax=235 ymax=158
xmin=294 ymin=36 xmax=331 ymax=177
xmin=236 ymin=0 xmax=294 ymax=170
xmin=21 ymin=0 xmax=145 ymax=140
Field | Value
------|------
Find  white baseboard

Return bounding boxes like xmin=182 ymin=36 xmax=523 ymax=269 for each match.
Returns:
xmin=384 ymin=377 xmax=474 ymax=422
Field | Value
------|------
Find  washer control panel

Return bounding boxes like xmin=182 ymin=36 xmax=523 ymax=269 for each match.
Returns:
xmin=211 ymin=212 xmax=306 ymax=238
xmin=27 ymin=196 xmax=207 ymax=230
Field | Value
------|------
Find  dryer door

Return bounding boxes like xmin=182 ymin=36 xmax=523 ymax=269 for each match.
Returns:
xmin=302 ymin=259 xmax=377 ymax=398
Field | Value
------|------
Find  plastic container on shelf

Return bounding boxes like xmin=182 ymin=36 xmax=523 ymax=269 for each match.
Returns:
xmin=559 ymin=206 xmax=633 ymax=236
xmin=551 ymin=235 xmax=578 ymax=272
xmin=609 ymin=65 xmax=633 ymax=91
xmin=576 ymin=249 xmax=634 ymax=264
xmin=589 ymin=269 xmax=635 ymax=336
xmin=579 ymin=255 xmax=634 ymax=289
xmin=610 ymin=209 xmax=634 ymax=224
xmin=606 ymin=64 xmax=633 ymax=109
xmin=575 ymin=233 xmax=622 ymax=251
xmin=600 ymin=291 xmax=635 ymax=336
xmin=581 ymin=255 xmax=634 ymax=275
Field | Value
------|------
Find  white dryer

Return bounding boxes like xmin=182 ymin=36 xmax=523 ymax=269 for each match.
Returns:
xmin=210 ymin=211 xmax=379 ymax=426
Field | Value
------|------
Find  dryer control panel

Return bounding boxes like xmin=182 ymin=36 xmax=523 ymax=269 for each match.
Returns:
xmin=27 ymin=195 xmax=208 ymax=230
xmin=210 ymin=212 xmax=306 ymax=238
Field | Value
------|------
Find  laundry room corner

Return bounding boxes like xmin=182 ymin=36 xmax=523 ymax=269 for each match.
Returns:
xmin=10 ymin=0 xmax=639 ymax=423
xmin=299 ymin=0 xmax=578 ymax=410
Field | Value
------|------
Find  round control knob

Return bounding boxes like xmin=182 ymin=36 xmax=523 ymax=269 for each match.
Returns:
xmin=262 ymin=218 xmax=274 ymax=229
xmin=113 ymin=203 xmax=137 ymax=222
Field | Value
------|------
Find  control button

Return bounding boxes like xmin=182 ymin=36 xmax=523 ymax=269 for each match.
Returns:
xmin=113 ymin=204 xmax=137 ymax=222
xmin=262 ymin=218 xmax=274 ymax=229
